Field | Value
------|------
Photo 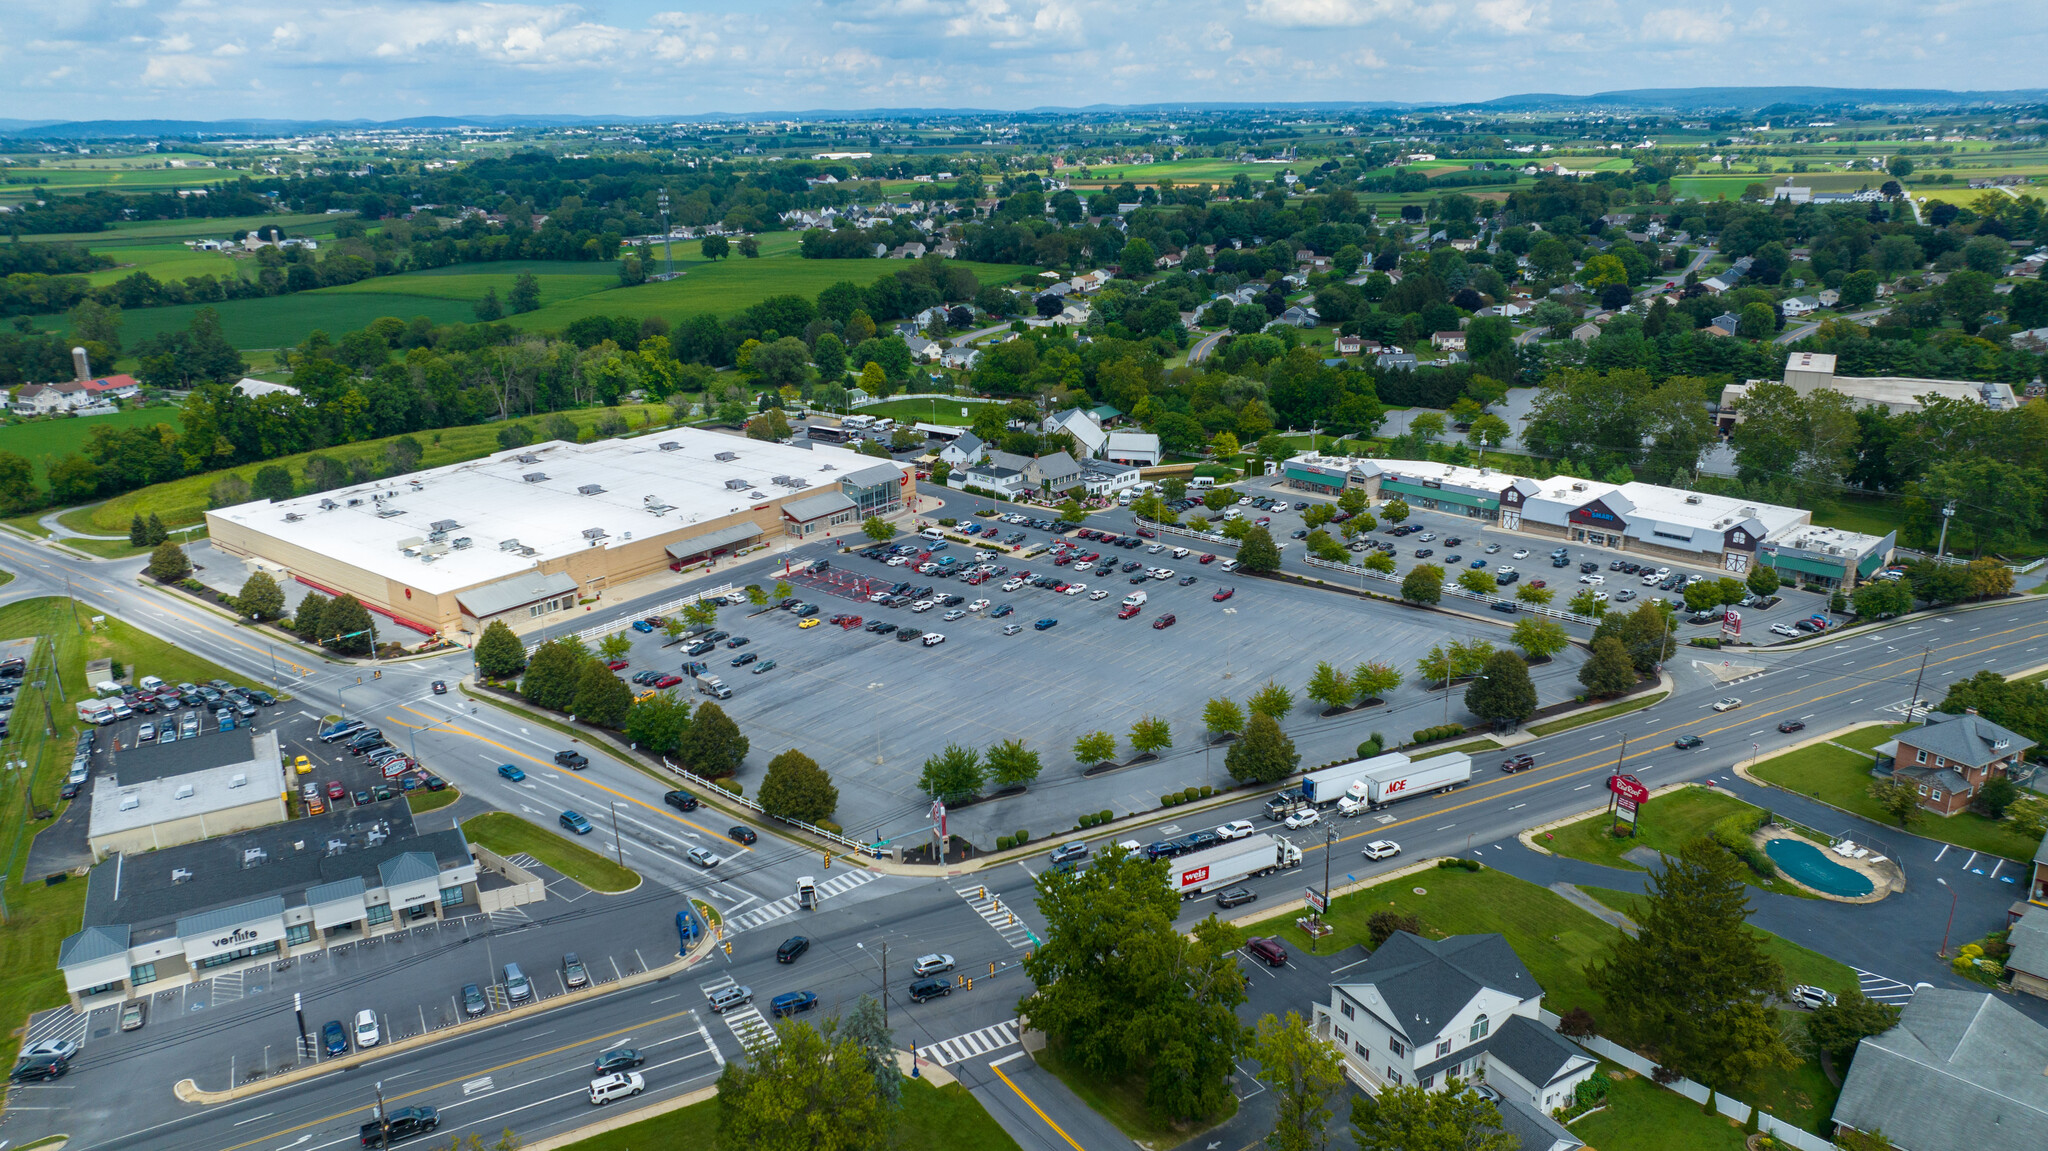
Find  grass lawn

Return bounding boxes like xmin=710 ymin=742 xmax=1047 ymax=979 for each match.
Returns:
xmin=1242 ymin=865 xmax=1614 ymax=1018
xmin=15 ymin=212 xmax=342 ymax=245
xmin=34 ymin=292 xmax=482 ymax=351
xmin=83 ymin=243 xmax=250 ymax=287
xmin=59 ymin=536 xmax=157 ymax=560
xmin=0 ymin=407 xmax=182 ymax=485
xmin=408 ymin=787 xmax=460 ymax=815
xmin=1577 ymin=887 xmax=1857 ymax=995
xmin=0 ymin=512 xmax=51 ymax=538
xmin=549 ymin=1076 xmax=1019 ymax=1151
xmin=856 ymin=396 xmax=1007 ymax=426
xmin=461 ymin=812 xmax=639 ymax=893
xmin=1542 ymin=785 xmax=1820 ymax=900
xmin=1527 ymin=691 xmax=1669 ymax=737
xmin=82 ymin=402 xmax=676 ymax=531
xmin=1749 ymin=729 xmax=2040 ymax=860
xmin=1567 ymin=1067 xmax=1748 ymax=1151
xmin=1034 ymin=1044 xmax=1236 ymax=1149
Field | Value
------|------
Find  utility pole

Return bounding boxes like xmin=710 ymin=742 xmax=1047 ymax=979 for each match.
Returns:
xmin=374 ymin=1079 xmax=390 ymax=1148
xmin=1935 ymin=502 xmax=1956 ymax=563
xmin=1908 ymin=647 xmax=1931 ymax=717
xmin=611 ymin=803 xmax=624 ymax=867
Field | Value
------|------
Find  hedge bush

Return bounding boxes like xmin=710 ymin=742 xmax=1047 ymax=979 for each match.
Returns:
xmin=1409 ymin=724 xmax=1465 ymax=745
xmin=1710 ymin=809 xmax=1776 ymax=879
xmin=1356 ymin=738 xmax=1384 ymax=758
xmin=714 ymin=778 xmax=744 ymax=797
xmin=1690 ymin=637 xmax=1722 ymax=649
xmin=997 ymin=835 xmax=1015 ymax=851
xmin=938 ymin=517 xmax=958 ymax=527
xmin=1199 ymin=785 xmax=1214 ymax=798
xmin=1014 ymin=829 xmax=1029 ymax=844
xmin=1437 ymin=858 xmax=1482 ymax=871
xmin=1181 ymin=786 xmax=1200 ymax=802
xmin=1161 ymin=793 xmax=1181 ymax=806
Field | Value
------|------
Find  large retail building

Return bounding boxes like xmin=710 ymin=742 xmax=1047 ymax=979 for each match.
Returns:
xmin=206 ymin=431 xmax=911 ymax=641
xmin=1282 ymin=455 xmax=1894 ymax=588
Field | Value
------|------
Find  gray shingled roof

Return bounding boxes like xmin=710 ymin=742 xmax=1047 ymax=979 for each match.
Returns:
xmin=1903 ymin=710 xmax=2033 ymax=769
xmin=1492 ymin=1091 xmax=1584 ymax=1151
xmin=1487 ymin=1013 xmax=1591 ymax=1088
xmin=378 ymin=851 xmax=441 ymax=889
xmin=2007 ymin=911 xmax=2048 ymax=979
xmin=2034 ymin=827 xmax=2048 ymax=867
xmin=841 ymin=463 xmax=904 ymax=489
xmin=1835 ymin=989 xmax=2048 ymax=1151
xmin=175 ymin=896 xmax=287 ymax=940
xmin=455 ymin=571 xmax=580 ymax=620
xmin=663 ymin=521 xmax=762 ymax=561
xmin=306 ymin=876 xmax=367 ymax=907
xmin=1340 ymin=932 xmax=1536 ymax=1043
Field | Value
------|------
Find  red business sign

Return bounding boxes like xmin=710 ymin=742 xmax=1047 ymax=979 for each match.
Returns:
xmin=1608 ymin=774 xmax=1649 ymax=803
xmin=1181 ymin=865 xmax=1210 ymax=887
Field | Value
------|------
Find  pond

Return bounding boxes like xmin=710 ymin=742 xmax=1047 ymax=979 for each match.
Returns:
xmin=1765 ymin=837 xmax=1874 ymax=898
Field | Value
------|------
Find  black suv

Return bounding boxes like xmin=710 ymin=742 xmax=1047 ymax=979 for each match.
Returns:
xmin=664 ymin=790 xmax=699 ymax=811
xmin=359 ymin=1106 xmax=440 ymax=1146
xmin=908 ymin=977 xmax=952 ymax=1003
xmin=554 ymin=750 xmax=589 ymax=770
xmin=776 ymin=935 xmax=810 ymax=964
xmin=9 ymin=1054 xmax=67 ymax=1083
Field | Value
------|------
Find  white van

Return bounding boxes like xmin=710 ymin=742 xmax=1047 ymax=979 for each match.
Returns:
xmin=1188 ymin=476 xmax=1216 ymax=490
xmin=919 ymin=527 xmax=946 ymax=541
xmin=139 ymin=676 xmax=166 ymax=692
xmin=1117 ymin=491 xmax=1133 ymax=506
xmin=1122 ymin=590 xmax=1148 ymax=608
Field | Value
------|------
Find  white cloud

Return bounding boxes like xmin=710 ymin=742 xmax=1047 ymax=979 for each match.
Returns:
xmin=141 ymin=54 xmax=215 ymax=87
xmin=1473 ymin=0 xmax=1542 ymax=33
xmin=1641 ymin=7 xmax=1731 ymax=44
xmin=1242 ymin=0 xmax=1387 ymax=28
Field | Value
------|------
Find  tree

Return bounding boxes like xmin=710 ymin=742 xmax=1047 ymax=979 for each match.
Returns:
xmin=1306 ymin=662 xmax=1353 ymax=713
xmin=1400 ymin=563 xmax=1444 ymax=605
xmin=1249 ymin=679 xmax=1295 ymax=720
xmin=473 ymin=288 xmax=504 ymax=322
xmin=1587 ymin=838 xmax=1794 ymax=1091
xmin=1226 ymin=713 xmax=1300 ymax=784
xmin=1203 ymin=697 xmax=1246 ymax=738
xmin=1516 ymin=581 xmax=1554 ymax=606
xmin=145 ymin=512 xmax=167 ymax=545
xmin=715 ymin=1016 xmax=893 ymax=1151
xmin=621 ymin=692 xmax=690 ymax=755
xmin=508 ymin=272 xmax=541 ymax=314
xmin=985 ymin=739 xmax=1043 ymax=790
xmin=320 ymin=594 xmax=375 ymax=654
xmin=1249 ymin=1012 xmax=1344 ymax=1151
xmin=836 ymin=994 xmax=903 ymax=1109
xmin=597 ymin=633 xmax=632 ymax=662
xmin=1129 ymin=716 xmax=1173 ymax=756
xmin=1350 ymin=1081 xmax=1516 ymax=1151
xmin=1363 ymin=549 xmax=1396 ymax=574
xmin=1579 ymin=635 xmax=1637 ymax=697
xmin=1465 ymin=650 xmax=1538 ymax=727
xmin=1382 ymin=498 xmax=1409 ymax=523
xmin=678 ymin=701 xmax=749 ymax=775
xmin=1455 ymin=568 xmax=1496 ymax=595
xmin=146 ymin=540 xmax=192 ymax=582
xmin=292 ymin=591 xmax=329 ymax=643
xmin=758 ymin=749 xmax=839 ymax=824
xmin=1868 ymin=779 xmax=1921 ymax=828
xmin=1570 ymin=588 xmax=1608 ymax=617
xmin=128 ymin=513 xmax=149 ymax=547
xmin=1212 ymin=431 xmax=1241 ymax=457
xmin=0 ymin=451 xmax=39 ymax=515
xmin=701 ymin=236 xmax=730 ymax=261
xmin=475 ymin=620 xmax=528 ymax=678
xmin=1684 ymin=581 xmax=1723 ymax=613
xmin=1803 ymin=990 xmax=1903 ymax=1064
xmin=1351 ymin=661 xmax=1402 ymax=703
xmin=1745 ymin=563 xmax=1781 ymax=598
xmin=572 ymin=658 xmax=634 ymax=727
xmin=861 ymin=516 xmax=897 ymax=542
xmin=683 ymin=600 xmax=719 ymax=630
xmin=1020 ymin=844 xmax=1247 ymax=1125
xmin=1593 ymin=600 xmax=1677 ymax=673
xmin=235 ymin=571 xmax=285 ymax=621
xmin=1073 ymin=730 xmax=1117 ymax=766
xmin=919 ymin=743 xmax=984 ymax=800
xmin=252 ymin=464 xmax=295 ymax=502
xmin=1975 ymin=774 xmax=2020 ymax=820
xmin=1234 ymin=526 xmax=1280 ymax=572
xmin=1509 ymin=616 xmax=1568 ymax=660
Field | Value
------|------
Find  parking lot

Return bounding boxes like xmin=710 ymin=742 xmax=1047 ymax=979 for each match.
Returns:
xmin=285 ymin=711 xmax=451 ymax=815
xmin=596 ymin=501 xmax=1593 ymax=846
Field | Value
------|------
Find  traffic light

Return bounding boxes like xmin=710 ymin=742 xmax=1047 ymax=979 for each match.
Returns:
xmin=373 ymin=670 xmax=381 ymax=680
xmin=988 ymin=962 xmax=996 ymax=975
xmin=822 ymin=852 xmax=831 ymax=869
xmin=962 ymin=977 xmax=972 ymax=990
xmin=977 ymin=885 xmax=986 ymax=900
xmin=722 ymin=940 xmax=732 ymax=955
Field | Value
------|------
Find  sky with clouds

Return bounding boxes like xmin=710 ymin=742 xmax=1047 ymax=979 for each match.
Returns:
xmin=5 ymin=1 xmax=2041 ymax=122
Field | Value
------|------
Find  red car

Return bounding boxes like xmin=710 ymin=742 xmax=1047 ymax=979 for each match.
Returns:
xmin=1135 ymin=528 xmax=1156 ymax=538
xmin=1212 ymin=587 xmax=1235 ymax=602
xmin=605 ymin=659 xmax=629 ymax=671
xmin=326 ymin=780 xmax=347 ymax=800
xmin=653 ymin=674 xmax=683 ymax=688
xmin=840 ymin=615 xmax=863 ymax=629
xmin=1255 ymin=516 xmax=1271 ymax=527
xmin=1053 ymin=554 xmax=1072 ymax=566
xmin=1151 ymin=613 xmax=1178 ymax=629
xmin=1198 ymin=553 xmax=1217 ymax=565
xmin=1117 ymin=604 xmax=1141 ymax=619
xmin=1529 ymin=578 xmax=1547 ymax=589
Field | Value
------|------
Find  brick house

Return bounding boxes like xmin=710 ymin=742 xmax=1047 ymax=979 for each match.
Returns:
xmin=1880 ymin=710 xmax=2034 ymax=816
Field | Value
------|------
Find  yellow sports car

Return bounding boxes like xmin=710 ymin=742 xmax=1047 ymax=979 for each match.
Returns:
xmin=293 ymin=755 xmax=313 ymax=775
xmin=798 ymin=617 xmax=821 ymax=629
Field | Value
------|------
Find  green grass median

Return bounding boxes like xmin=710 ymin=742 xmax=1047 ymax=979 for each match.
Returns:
xmin=461 ymin=812 xmax=640 ymax=893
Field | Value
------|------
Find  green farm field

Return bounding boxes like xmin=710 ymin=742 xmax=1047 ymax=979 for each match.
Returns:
xmin=34 ymin=293 xmax=481 ymax=351
xmin=16 ymin=212 xmax=347 ymax=246
xmin=4 ymin=166 xmax=237 ymax=192
xmin=84 ymin=243 xmax=253 ymax=286
xmin=0 ymin=407 xmax=181 ymax=484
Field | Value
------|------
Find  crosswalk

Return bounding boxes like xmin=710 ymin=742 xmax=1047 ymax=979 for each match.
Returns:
xmin=723 ymin=870 xmax=880 ymax=933
xmin=917 ymin=1019 xmax=1021 ymax=1067
xmin=1855 ymin=967 xmax=1916 ymax=1005
xmin=23 ymin=1006 xmax=86 ymax=1052
xmin=700 ymin=975 xmax=778 ymax=1050
xmin=208 ymin=969 xmax=248 ymax=1005
xmin=954 ymin=883 xmax=1036 ymax=949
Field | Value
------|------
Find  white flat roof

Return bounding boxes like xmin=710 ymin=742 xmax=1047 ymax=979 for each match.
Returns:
xmin=209 ymin=431 xmax=888 ymax=596
xmin=1616 ymin=481 xmax=1807 ymax=540
xmin=90 ymin=732 xmax=283 ymax=839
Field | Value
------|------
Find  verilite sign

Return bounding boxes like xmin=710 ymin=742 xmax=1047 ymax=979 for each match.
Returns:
xmin=1608 ymin=774 xmax=1649 ymax=804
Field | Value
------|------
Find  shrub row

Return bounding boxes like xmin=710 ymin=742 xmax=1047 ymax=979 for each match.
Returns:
xmin=1159 ymin=785 xmax=1217 ymax=806
xmin=1689 ymin=637 xmax=1722 ymax=649
xmin=1355 ymin=733 xmax=1386 ymax=759
xmin=1409 ymin=724 xmax=1465 ymax=745
xmin=1437 ymin=857 xmax=1482 ymax=872
xmin=1709 ymin=809 xmax=1777 ymax=879
xmin=1076 ymin=809 xmax=1116 ymax=828
xmin=995 ymin=828 xmax=1032 ymax=851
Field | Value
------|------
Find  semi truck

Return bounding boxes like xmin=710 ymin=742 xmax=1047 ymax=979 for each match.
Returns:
xmin=1167 ymin=834 xmax=1303 ymax=899
xmin=693 ymin=674 xmax=732 ymax=700
xmin=1336 ymin=753 xmax=1473 ymax=815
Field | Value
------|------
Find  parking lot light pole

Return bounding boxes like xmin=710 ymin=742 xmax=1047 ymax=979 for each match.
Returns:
xmin=1937 ymin=877 xmax=1957 ymax=957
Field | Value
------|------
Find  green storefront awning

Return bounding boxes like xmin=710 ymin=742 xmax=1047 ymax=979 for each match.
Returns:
xmin=1856 ymin=550 xmax=1888 ymax=578
xmin=1285 ymin=465 xmax=1348 ymax=486
xmin=1769 ymin=553 xmax=1847 ymax=579
xmin=1381 ymin=480 xmax=1497 ymax=510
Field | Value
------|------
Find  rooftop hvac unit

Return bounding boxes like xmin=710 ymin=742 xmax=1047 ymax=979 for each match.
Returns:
xmin=498 ymin=538 xmax=523 ymax=552
xmin=283 ymin=512 xmax=303 ymax=522
xmin=514 ymin=453 xmax=541 ymax=464
xmin=658 ymin=441 xmax=681 ymax=452
xmin=241 ymin=847 xmax=267 ymax=867
xmin=771 ymin=475 xmax=793 ymax=486
xmin=319 ymin=499 xmax=339 ymax=510
xmin=365 ymin=822 xmax=389 ymax=846
xmin=451 ymin=537 xmax=472 ymax=549
xmin=724 ymin=478 xmax=750 ymax=490
xmin=1571 ymin=482 xmax=1588 ymax=492
xmin=789 ymin=477 xmax=809 ymax=489
xmin=326 ymin=839 xmax=348 ymax=856
xmin=1684 ymin=494 xmax=1702 ymax=504
xmin=748 ymin=491 xmax=767 ymax=500
xmin=347 ymin=498 xmax=364 ymax=507
xmin=172 ymin=868 xmax=193 ymax=884
xmin=621 ymin=531 xmax=632 ymax=541
xmin=376 ymin=508 xmax=404 ymax=518
xmin=419 ymin=553 xmax=439 ymax=564
xmin=819 ymin=463 xmax=836 ymax=471
xmin=578 ymin=484 xmax=605 ymax=496
xmin=582 ymin=527 xmax=608 ymax=540
xmin=715 ymin=451 xmax=739 ymax=462
xmin=523 ymin=472 xmax=548 ymax=483
xmin=430 ymin=519 xmax=461 ymax=532
xmin=397 ymin=536 xmax=425 ymax=550
xmin=230 ymin=773 xmax=247 ymax=788
xmin=1739 ymin=506 xmax=1758 ymax=517
xmin=174 ymin=784 xmax=195 ymax=800
xmin=119 ymin=794 xmax=139 ymax=811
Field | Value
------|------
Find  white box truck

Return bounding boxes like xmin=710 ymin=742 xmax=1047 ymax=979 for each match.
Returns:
xmin=1167 ymin=834 xmax=1303 ymax=899
xmin=693 ymin=674 xmax=732 ymax=700
xmin=1338 ymin=752 xmax=1473 ymax=813
xmin=1121 ymin=590 xmax=1148 ymax=608
xmin=1296 ymin=752 xmax=1412 ymax=809
xmin=796 ymin=876 xmax=818 ymax=910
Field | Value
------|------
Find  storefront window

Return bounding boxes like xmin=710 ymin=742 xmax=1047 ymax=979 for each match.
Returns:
xmin=130 ymin=963 xmax=157 ymax=987
xmin=366 ymin=904 xmax=394 ymax=926
xmin=440 ymin=886 xmax=466 ymax=908
xmin=197 ymin=941 xmax=279 ymax=969
xmin=286 ymin=923 xmax=314 ymax=945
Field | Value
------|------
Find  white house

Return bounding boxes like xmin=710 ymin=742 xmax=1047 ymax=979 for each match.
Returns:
xmin=904 ymin=336 xmax=942 ymax=363
xmin=1781 ymin=296 xmax=1820 ymax=318
xmin=12 ymin=381 xmax=90 ymax=415
xmin=949 ymin=463 xmax=1026 ymax=497
xmin=1078 ymin=458 xmax=1141 ymax=496
xmin=1044 ymin=408 xmax=1109 ymax=458
xmin=939 ymin=347 xmax=982 ymax=371
xmin=938 ymin=431 xmax=987 ymax=469
xmin=1104 ymin=431 xmax=1162 ymax=466
xmin=1312 ymin=932 xmax=1594 ymax=1148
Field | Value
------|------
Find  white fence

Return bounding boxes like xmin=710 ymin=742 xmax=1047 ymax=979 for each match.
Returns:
xmin=1301 ymin=556 xmax=1599 ymax=626
xmin=660 ymin=758 xmax=872 ymax=854
xmin=571 ymin=583 xmax=733 ymax=645
xmin=1536 ymin=1009 xmax=1838 ymax=1151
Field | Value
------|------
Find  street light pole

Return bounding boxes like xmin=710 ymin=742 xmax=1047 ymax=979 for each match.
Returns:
xmin=611 ymin=803 xmax=625 ymax=867
xmin=1935 ymin=502 xmax=1956 ymax=563
xmin=1937 ymin=877 xmax=1958 ymax=957
xmin=856 ymin=941 xmax=889 ymax=1027
xmin=374 ymin=1080 xmax=390 ymax=1148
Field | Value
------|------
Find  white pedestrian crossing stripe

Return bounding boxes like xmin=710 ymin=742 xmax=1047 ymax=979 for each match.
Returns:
xmin=917 ymin=1019 xmax=1021 ymax=1067
xmin=954 ymin=884 xmax=1036 ymax=949
xmin=723 ymin=870 xmax=879 ymax=933
xmin=1855 ymin=967 xmax=1915 ymax=1005
xmin=700 ymin=975 xmax=779 ymax=1049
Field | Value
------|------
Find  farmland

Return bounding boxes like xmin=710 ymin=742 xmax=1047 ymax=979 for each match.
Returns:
xmin=0 ymin=407 xmax=182 ymax=484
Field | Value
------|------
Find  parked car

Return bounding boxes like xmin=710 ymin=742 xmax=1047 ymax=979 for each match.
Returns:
xmin=322 ymin=1019 xmax=349 ymax=1056
xmin=355 ymin=1009 xmax=381 ymax=1048
xmin=1790 ymin=984 xmax=1838 ymax=1010
xmin=462 ymin=983 xmax=488 ymax=1015
xmin=120 ymin=1000 xmax=146 ymax=1031
xmin=1245 ymin=937 xmax=1288 ymax=967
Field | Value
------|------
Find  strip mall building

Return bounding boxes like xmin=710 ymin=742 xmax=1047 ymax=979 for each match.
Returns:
xmin=206 ymin=432 xmax=911 ymax=642
xmin=1281 ymin=455 xmax=1894 ymax=589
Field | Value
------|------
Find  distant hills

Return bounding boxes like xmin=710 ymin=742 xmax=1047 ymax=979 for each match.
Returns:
xmin=3 ymin=87 xmax=2044 ymax=138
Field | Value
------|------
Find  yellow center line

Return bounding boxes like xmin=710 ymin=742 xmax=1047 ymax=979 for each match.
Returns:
xmin=391 ymin=704 xmax=753 ymax=851
xmin=991 ymin=1060 xmax=1088 ymax=1151
xmin=217 ymin=1007 xmax=700 ymax=1151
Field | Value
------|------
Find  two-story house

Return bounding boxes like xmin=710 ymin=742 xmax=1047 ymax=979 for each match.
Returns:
xmin=938 ymin=431 xmax=987 ymax=470
xmin=1880 ymin=709 xmax=2035 ymax=816
xmin=1312 ymin=932 xmax=1595 ymax=1137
